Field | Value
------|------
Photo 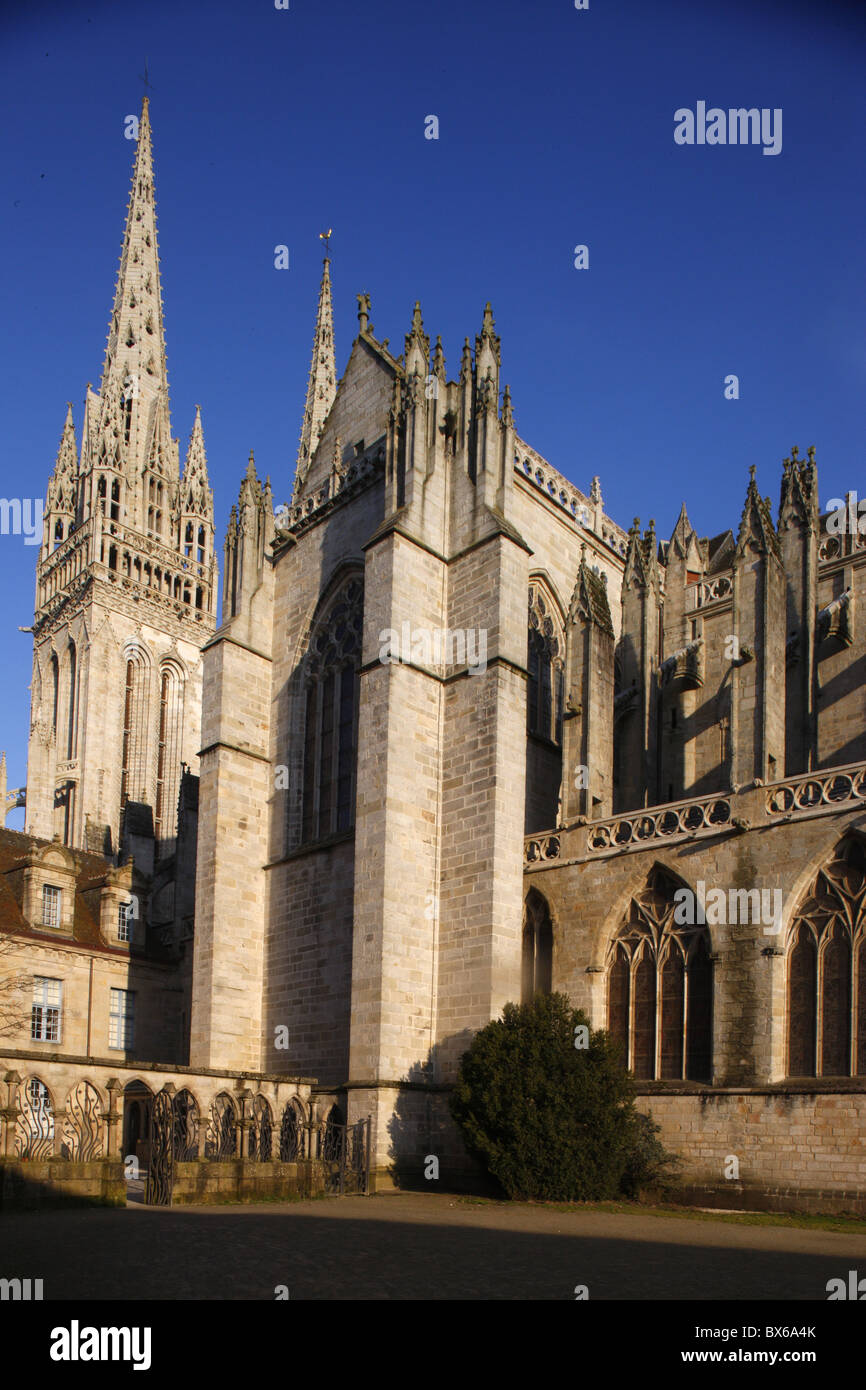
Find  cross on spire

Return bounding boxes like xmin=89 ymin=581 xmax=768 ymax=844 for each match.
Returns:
xmin=139 ymin=59 xmax=154 ymax=96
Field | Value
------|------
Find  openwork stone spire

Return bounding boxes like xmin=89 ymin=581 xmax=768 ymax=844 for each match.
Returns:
xmin=101 ymin=97 xmax=170 ymax=407
xmin=82 ymin=95 xmax=179 ymax=506
xmin=47 ymin=404 xmax=78 ymax=515
xmin=294 ymin=253 xmax=337 ymax=497
xmin=181 ymin=405 xmax=211 ymax=515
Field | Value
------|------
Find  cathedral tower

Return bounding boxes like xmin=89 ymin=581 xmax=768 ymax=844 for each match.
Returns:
xmin=26 ymin=98 xmax=217 ymax=858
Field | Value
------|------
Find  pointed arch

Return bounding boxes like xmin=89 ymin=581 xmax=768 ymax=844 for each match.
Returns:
xmin=522 ymin=887 xmax=553 ymax=1002
xmin=120 ymin=644 xmax=152 ymax=811
xmin=786 ymin=835 xmax=866 ymax=1077
xmin=300 ymin=573 xmax=364 ymax=843
xmin=155 ymin=659 xmax=185 ymax=848
xmin=527 ymin=576 xmax=565 ymax=744
xmin=605 ymin=864 xmax=713 ymax=1082
xmin=64 ymin=639 xmax=77 ymax=760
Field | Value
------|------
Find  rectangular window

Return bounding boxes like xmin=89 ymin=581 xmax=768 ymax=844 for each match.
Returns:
xmin=31 ymin=978 xmax=62 ymax=1042
xmin=117 ymin=901 xmax=134 ymax=942
xmin=42 ymin=885 xmax=61 ymax=929
xmin=109 ymin=988 xmax=135 ymax=1050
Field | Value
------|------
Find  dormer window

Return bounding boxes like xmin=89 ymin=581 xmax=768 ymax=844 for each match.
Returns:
xmin=42 ymin=885 xmax=61 ymax=929
xmin=117 ymin=901 xmax=134 ymax=942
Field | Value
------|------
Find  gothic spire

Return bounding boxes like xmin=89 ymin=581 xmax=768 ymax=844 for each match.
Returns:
xmin=48 ymin=405 xmax=78 ymax=508
xmin=294 ymin=253 xmax=337 ymax=496
xmin=43 ymin=405 xmax=78 ymax=556
xmin=101 ymin=96 xmax=169 ymax=407
xmin=737 ymin=465 xmax=781 ymax=559
xmin=181 ymin=406 xmax=212 ymax=518
xmin=569 ymin=545 xmax=614 ymax=635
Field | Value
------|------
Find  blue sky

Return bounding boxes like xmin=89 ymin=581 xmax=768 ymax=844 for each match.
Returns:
xmin=0 ymin=0 xmax=863 ymax=821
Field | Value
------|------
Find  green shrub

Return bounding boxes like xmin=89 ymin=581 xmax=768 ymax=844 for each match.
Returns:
xmin=449 ymin=992 xmax=676 ymax=1201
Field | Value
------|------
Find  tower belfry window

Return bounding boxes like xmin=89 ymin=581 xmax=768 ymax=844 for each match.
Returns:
xmin=155 ymin=667 xmax=183 ymax=848
xmin=120 ymin=655 xmax=150 ymax=811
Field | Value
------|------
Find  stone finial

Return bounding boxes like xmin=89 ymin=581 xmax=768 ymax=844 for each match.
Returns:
xmin=357 ymin=292 xmax=371 ymax=333
xmin=460 ymin=337 xmax=472 ymax=383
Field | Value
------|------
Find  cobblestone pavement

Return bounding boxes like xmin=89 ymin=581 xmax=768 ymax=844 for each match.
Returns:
xmin=2 ymin=1193 xmax=864 ymax=1300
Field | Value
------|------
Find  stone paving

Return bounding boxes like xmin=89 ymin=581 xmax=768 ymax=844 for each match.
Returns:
xmin=2 ymin=1192 xmax=865 ymax=1300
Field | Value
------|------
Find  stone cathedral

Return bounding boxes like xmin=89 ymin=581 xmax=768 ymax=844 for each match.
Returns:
xmin=10 ymin=100 xmax=865 ymax=1206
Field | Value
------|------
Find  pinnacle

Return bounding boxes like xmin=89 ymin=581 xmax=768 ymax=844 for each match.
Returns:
xmin=294 ymin=252 xmax=337 ymax=495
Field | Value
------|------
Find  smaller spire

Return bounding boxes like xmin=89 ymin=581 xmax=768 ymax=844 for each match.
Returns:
xmin=181 ymin=405 xmax=211 ymax=517
xmin=405 ymin=301 xmax=429 ymax=363
xmin=433 ymin=335 xmax=446 ymax=377
xmin=47 ymin=405 xmax=79 ymax=521
xmin=294 ymin=252 xmax=337 ymax=495
xmin=501 ymin=383 xmax=513 ymax=428
xmin=460 ymin=337 xmax=473 ymax=384
xmin=476 ymin=302 xmax=501 ymax=368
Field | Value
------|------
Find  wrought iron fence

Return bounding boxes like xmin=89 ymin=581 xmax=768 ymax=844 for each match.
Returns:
xmin=62 ymin=1081 xmax=103 ymax=1160
xmin=316 ymin=1118 xmax=370 ymax=1195
xmin=204 ymin=1093 xmax=237 ymax=1160
xmin=14 ymin=1078 xmax=54 ymax=1160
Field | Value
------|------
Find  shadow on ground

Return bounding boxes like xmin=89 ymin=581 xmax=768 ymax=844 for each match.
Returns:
xmin=1 ymin=1193 xmax=861 ymax=1300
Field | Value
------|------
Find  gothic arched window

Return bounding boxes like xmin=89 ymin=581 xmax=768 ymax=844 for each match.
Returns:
xmin=606 ymin=866 xmax=713 ymax=1081
xmin=120 ymin=651 xmax=150 ymax=811
xmin=301 ymin=578 xmax=363 ymax=843
xmin=155 ymin=664 xmax=184 ymax=847
xmin=527 ymin=582 xmax=564 ymax=744
xmin=65 ymin=641 xmax=77 ymax=760
xmin=50 ymin=653 xmax=59 ymax=736
xmin=522 ymin=888 xmax=553 ymax=1002
xmin=787 ymin=836 xmax=866 ymax=1077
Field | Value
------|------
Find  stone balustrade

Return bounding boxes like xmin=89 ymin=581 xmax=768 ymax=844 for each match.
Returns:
xmin=525 ymin=759 xmax=866 ymax=869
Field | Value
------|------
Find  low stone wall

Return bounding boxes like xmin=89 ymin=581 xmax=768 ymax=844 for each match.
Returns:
xmin=171 ymin=1159 xmax=326 ymax=1205
xmin=636 ymin=1085 xmax=866 ymax=1215
xmin=0 ymin=1159 xmax=125 ymax=1209
xmin=0 ymin=1158 xmax=332 ymax=1209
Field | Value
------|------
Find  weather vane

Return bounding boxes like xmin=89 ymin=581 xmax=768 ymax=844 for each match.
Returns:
xmin=319 ymin=228 xmax=333 ymax=255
